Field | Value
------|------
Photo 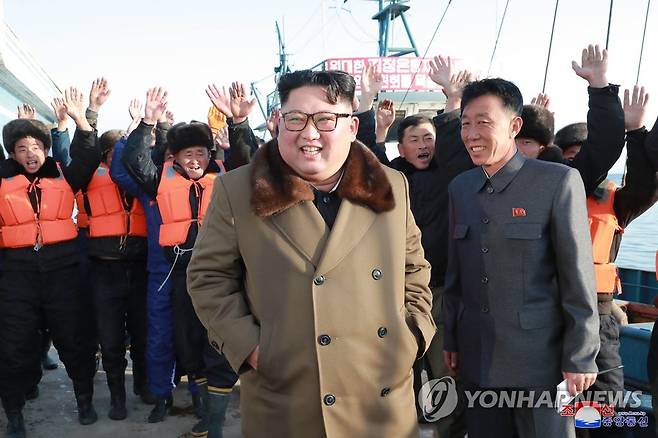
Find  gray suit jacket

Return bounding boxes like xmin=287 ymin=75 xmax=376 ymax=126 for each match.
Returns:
xmin=443 ymin=152 xmax=599 ymax=388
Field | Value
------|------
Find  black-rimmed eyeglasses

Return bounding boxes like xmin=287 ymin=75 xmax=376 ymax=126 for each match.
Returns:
xmin=281 ymin=111 xmax=352 ymax=132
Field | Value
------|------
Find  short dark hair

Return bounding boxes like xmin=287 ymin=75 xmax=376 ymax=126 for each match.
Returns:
xmin=517 ymin=105 xmax=554 ymax=147
xmin=397 ymin=114 xmax=435 ymax=143
xmin=277 ymin=70 xmax=356 ymax=106
xmin=461 ymin=78 xmax=523 ymax=117
xmin=99 ymin=129 xmax=125 ymax=161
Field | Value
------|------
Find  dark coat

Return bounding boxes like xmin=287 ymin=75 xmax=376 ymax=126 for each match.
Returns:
xmin=444 ymin=152 xmax=600 ymax=388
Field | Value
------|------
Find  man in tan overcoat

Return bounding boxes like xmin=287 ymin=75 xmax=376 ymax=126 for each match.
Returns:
xmin=187 ymin=69 xmax=435 ymax=438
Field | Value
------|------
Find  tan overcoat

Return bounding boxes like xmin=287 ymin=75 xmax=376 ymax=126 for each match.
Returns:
xmin=187 ymin=140 xmax=435 ymax=438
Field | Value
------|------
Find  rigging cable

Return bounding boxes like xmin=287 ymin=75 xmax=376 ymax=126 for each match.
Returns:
xmin=487 ymin=0 xmax=512 ymax=76
xmin=636 ymin=0 xmax=652 ymax=84
xmin=399 ymin=0 xmax=454 ymax=106
xmin=605 ymin=0 xmax=614 ymax=50
xmin=541 ymin=0 xmax=560 ymax=93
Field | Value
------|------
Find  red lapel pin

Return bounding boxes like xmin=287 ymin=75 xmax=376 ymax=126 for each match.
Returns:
xmin=512 ymin=208 xmax=526 ymax=217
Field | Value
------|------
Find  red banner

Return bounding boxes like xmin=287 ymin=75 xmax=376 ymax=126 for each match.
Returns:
xmin=324 ymin=57 xmax=441 ymax=92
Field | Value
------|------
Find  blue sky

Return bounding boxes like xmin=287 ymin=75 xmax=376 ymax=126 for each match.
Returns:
xmin=5 ymin=0 xmax=657 ymax=172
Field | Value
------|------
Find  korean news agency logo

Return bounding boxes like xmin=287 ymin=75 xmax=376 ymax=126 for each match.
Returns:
xmin=417 ymin=376 xmax=459 ymax=422
xmin=560 ymin=401 xmax=649 ymax=430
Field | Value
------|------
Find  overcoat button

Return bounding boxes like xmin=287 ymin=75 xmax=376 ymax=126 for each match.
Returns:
xmin=314 ymin=275 xmax=326 ymax=286
xmin=482 ymin=247 xmax=489 ymax=253
xmin=377 ymin=327 xmax=388 ymax=338
xmin=318 ymin=334 xmax=332 ymax=346
xmin=482 ymin=217 xmax=490 ymax=224
xmin=323 ymin=394 xmax=336 ymax=406
xmin=381 ymin=387 xmax=391 ymax=397
xmin=486 ymin=186 xmax=494 ymax=194
xmin=481 ymin=304 xmax=490 ymax=313
xmin=481 ymin=276 xmax=489 ymax=284
xmin=372 ymin=269 xmax=383 ymax=280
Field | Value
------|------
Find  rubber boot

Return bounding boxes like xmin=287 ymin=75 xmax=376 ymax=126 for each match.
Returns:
xmin=4 ymin=410 xmax=26 ymax=438
xmin=73 ymin=380 xmax=98 ymax=425
xmin=41 ymin=334 xmax=58 ymax=371
xmin=206 ymin=392 xmax=231 ymax=438
xmin=132 ymin=365 xmax=156 ymax=405
xmin=191 ymin=382 xmax=209 ymax=437
xmin=147 ymin=395 xmax=172 ymax=423
xmin=107 ymin=373 xmax=127 ymax=420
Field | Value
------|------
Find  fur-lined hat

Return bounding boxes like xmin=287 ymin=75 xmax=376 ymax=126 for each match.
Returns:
xmin=166 ymin=122 xmax=213 ymax=155
xmin=517 ymin=105 xmax=554 ymax=147
xmin=554 ymin=122 xmax=587 ymax=151
xmin=2 ymin=119 xmax=52 ymax=154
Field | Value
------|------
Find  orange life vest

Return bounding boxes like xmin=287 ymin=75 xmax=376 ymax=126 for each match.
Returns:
xmin=84 ymin=164 xmax=147 ymax=238
xmin=156 ymin=161 xmax=223 ymax=246
xmin=586 ymin=180 xmax=623 ymax=293
xmin=0 ymin=165 xmax=77 ymax=249
xmin=75 ymin=191 xmax=88 ymax=228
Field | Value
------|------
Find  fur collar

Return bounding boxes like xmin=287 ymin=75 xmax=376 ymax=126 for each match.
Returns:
xmin=250 ymin=140 xmax=395 ymax=217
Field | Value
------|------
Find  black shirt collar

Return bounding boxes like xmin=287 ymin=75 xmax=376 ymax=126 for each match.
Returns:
xmin=474 ymin=151 xmax=525 ymax=193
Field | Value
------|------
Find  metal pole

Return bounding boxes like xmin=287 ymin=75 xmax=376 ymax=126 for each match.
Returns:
xmin=637 ymin=0 xmax=651 ymax=84
xmin=542 ymin=0 xmax=560 ymax=93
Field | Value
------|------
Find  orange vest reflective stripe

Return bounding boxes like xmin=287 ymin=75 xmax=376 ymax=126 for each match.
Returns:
xmin=75 ymin=191 xmax=88 ymax=228
xmin=156 ymin=161 xmax=221 ymax=246
xmin=85 ymin=165 xmax=147 ymax=238
xmin=586 ymin=180 xmax=622 ymax=293
xmin=0 ymin=165 xmax=77 ymax=249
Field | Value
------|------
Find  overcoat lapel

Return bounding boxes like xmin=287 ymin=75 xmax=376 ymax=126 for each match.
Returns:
xmin=269 ymin=201 xmax=330 ymax=267
xmin=315 ymin=199 xmax=377 ymax=276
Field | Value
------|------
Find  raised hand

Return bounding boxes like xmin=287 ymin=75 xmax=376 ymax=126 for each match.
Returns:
xmin=376 ymin=99 xmax=395 ymax=131
xmin=165 ymin=110 xmax=175 ymax=125
xmin=205 ymin=84 xmax=232 ymax=118
xmin=376 ymin=99 xmax=395 ymax=143
xmin=143 ymin=87 xmax=168 ymax=125
xmin=531 ymin=92 xmax=551 ymax=109
xmin=17 ymin=103 xmax=36 ymax=120
xmin=128 ymin=99 xmax=143 ymax=121
xmin=623 ymin=85 xmax=649 ymax=131
xmin=88 ymin=77 xmax=111 ymax=112
xmin=229 ymin=82 xmax=257 ymax=123
xmin=571 ymin=44 xmax=608 ymax=88
xmin=361 ymin=62 xmax=383 ymax=98
xmin=216 ymin=126 xmax=230 ymax=150
xmin=429 ymin=55 xmax=454 ymax=89
xmin=64 ymin=87 xmax=92 ymax=131
xmin=266 ymin=108 xmax=281 ymax=138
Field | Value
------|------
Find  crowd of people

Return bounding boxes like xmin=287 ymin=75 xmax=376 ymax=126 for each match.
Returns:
xmin=0 ymin=41 xmax=655 ymax=438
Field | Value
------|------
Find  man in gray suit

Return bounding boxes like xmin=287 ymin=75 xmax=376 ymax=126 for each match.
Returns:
xmin=442 ymin=78 xmax=600 ymax=438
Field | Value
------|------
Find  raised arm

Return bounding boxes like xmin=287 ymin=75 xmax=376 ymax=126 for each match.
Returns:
xmin=61 ymin=86 xmax=101 ymax=192
xmin=206 ymin=82 xmax=259 ymax=169
xmin=614 ymin=85 xmax=658 ymax=226
xmin=50 ymin=97 xmax=72 ymax=165
xmin=570 ymin=44 xmax=625 ymax=194
xmin=121 ymin=87 xmax=166 ymax=199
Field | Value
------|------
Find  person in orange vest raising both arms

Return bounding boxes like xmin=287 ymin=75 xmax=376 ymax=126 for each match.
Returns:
xmin=0 ymin=87 xmax=101 ymax=438
xmin=122 ymin=88 xmax=237 ymax=436
xmin=77 ymin=129 xmax=151 ymax=421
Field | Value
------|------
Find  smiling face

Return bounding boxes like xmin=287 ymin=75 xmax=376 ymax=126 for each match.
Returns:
xmin=461 ymin=94 xmax=522 ymax=175
xmin=11 ymin=136 xmax=47 ymax=174
xmin=397 ymin=122 xmax=436 ymax=169
xmin=174 ymin=146 xmax=210 ymax=180
xmin=277 ymin=85 xmax=358 ymax=185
